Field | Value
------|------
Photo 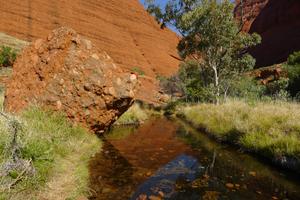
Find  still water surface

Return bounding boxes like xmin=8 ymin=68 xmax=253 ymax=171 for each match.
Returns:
xmin=89 ymin=118 xmax=300 ymax=200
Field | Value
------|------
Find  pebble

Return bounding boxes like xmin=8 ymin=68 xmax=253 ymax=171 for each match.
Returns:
xmin=226 ymin=183 xmax=235 ymax=189
xmin=249 ymin=171 xmax=257 ymax=176
xmin=146 ymin=172 xmax=152 ymax=176
xmin=149 ymin=196 xmax=161 ymax=200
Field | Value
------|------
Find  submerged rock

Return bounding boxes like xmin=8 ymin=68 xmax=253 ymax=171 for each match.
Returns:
xmin=4 ymin=27 xmax=137 ymax=133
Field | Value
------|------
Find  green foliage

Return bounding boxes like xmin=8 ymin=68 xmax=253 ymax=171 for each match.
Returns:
xmin=285 ymin=51 xmax=300 ymax=98
xmin=131 ymin=66 xmax=145 ymax=76
xmin=0 ymin=46 xmax=17 ymax=68
xmin=158 ymin=60 xmax=215 ymax=102
xmin=178 ymin=60 xmax=214 ymax=102
xmin=266 ymin=78 xmax=290 ymax=100
xmin=287 ymin=51 xmax=300 ymax=66
xmin=147 ymin=0 xmax=261 ymax=103
xmin=228 ymin=76 xmax=266 ymax=101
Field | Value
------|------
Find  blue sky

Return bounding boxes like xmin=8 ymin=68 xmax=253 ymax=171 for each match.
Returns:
xmin=139 ymin=0 xmax=235 ymax=8
xmin=139 ymin=0 xmax=169 ymax=8
xmin=139 ymin=0 xmax=179 ymax=33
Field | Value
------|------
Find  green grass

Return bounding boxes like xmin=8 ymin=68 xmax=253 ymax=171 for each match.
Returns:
xmin=178 ymin=100 xmax=300 ymax=166
xmin=0 ymin=107 xmax=101 ymax=200
xmin=115 ymin=103 xmax=150 ymax=125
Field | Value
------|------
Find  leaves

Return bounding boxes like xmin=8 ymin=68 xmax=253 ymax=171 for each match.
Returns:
xmin=0 ymin=46 xmax=17 ymax=68
xmin=146 ymin=0 xmax=261 ymax=102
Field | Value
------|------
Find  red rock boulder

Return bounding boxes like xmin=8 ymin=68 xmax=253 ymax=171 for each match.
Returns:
xmin=4 ymin=27 xmax=137 ymax=133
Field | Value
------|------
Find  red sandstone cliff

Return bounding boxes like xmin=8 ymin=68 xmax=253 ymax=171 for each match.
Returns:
xmin=235 ymin=0 xmax=300 ymax=67
xmin=0 ymin=0 xmax=180 ymax=103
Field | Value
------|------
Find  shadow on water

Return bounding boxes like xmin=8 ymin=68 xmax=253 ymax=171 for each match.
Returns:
xmin=89 ymin=118 xmax=300 ymax=200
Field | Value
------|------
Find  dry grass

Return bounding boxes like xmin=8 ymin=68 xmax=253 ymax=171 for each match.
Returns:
xmin=179 ymin=100 xmax=300 ymax=163
xmin=0 ymin=32 xmax=28 ymax=52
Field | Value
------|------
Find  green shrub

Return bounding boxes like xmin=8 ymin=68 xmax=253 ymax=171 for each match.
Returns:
xmin=284 ymin=51 xmax=300 ymax=98
xmin=0 ymin=46 xmax=17 ymax=68
xmin=266 ymin=78 xmax=290 ymax=100
xmin=287 ymin=51 xmax=300 ymax=66
xmin=131 ymin=67 xmax=145 ymax=76
xmin=228 ymin=77 xmax=266 ymax=101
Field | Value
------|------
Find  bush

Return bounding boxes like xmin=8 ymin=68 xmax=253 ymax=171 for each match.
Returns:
xmin=287 ymin=51 xmax=300 ymax=66
xmin=0 ymin=46 xmax=17 ymax=68
xmin=131 ymin=67 xmax=145 ymax=76
xmin=228 ymin=77 xmax=266 ymax=101
xmin=266 ymin=78 xmax=290 ymax=100
xmin=284 ymin=51 xmax=300 ymax=98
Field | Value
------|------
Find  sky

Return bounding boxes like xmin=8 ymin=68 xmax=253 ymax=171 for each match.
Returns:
xmin=139 ymin=0 xmax=236 ymax=8
xmin=139 ymin=0 xmax=236 ymax=34
xmin=139 ymin=0 xmax=169 ymax=8
xmin=139 ymin=0 xmax=179 ymax=34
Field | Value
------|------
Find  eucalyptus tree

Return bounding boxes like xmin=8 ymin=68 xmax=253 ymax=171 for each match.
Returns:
xmin=146 ymin=0 xmax=261 ymax=103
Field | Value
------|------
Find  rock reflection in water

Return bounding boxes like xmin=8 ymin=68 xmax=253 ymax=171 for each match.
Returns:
xmin=89 ymin=118 xmax=300 ymax=200
xmin=89 ymin=138 xmax=136 ymax=200
xmin=89 ymin=118 xmax=194 ymax=200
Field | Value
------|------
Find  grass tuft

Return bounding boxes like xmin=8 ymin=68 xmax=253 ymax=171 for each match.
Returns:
xmin=115 ymin=103 xmax=150 ymax=125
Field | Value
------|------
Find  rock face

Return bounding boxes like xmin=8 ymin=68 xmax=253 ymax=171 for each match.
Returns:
xmin=235 ymin=0 xmax=300 ymax=67
xmin=234 ymin=0 xmax=269 ymax=33
xmin=0 ymin=0 xmax=180 ymax=103
xmin=4 ymin=27 xmax=137 ymax=133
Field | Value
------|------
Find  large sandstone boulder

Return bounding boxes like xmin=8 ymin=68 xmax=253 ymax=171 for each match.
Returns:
xmin=4 ymin=27 xmax=137 ymax=133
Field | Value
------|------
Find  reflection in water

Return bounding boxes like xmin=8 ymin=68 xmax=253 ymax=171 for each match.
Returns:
xmin=89 ymin=118 xmax=300 ymax=200
xmin=89 ymin=138 xmax=135 ymax=199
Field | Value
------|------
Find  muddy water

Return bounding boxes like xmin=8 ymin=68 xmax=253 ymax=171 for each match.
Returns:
xmin=89 ymin=118 xmax=300 ymax=200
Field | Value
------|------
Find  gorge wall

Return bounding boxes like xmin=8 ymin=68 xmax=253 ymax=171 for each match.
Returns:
xmin=0 ymin=0 xmax=180 ymax=104
xmin=235 ymin=0 xmax=300 ymax=67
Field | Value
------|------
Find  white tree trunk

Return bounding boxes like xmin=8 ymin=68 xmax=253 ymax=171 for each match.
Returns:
xmin=212 ymin=65 xmax=220 ymax=105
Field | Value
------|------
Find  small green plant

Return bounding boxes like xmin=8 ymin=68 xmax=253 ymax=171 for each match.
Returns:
xmin=131 ymin=67 xmax=145 ymax=76
xmin=0 ymin=46 xmax=17 ymax=68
